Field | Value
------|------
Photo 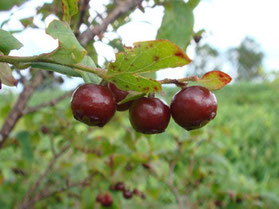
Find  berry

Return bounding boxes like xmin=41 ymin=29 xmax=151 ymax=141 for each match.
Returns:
xmin=71 ymin=84 xmax=116 ymax=127
xmin=133 ymin=189 xmax=140 ymax=196
xmin=96 ymin=193 xmax=113 ymax=207
xmin=170 ymin=86 xmax=217 ymax=131
xmin=108 ymin=82 xmax=132 ymax=111
xmin=101 ymin=193 xmax=113 ymax=207
xmin=109 ymin=184 xmax=116 ymax=191
xmin=140 ymin=193 xmax=146 ymax=200
xmin=96 ymin=194 xmax=103 ymax=203
xmin=123 ymin=189 xmax=133 ymax=199
xmin=40 ymin=126 xmax=49 ymax=134
xmin=115 ymin=182 xmax=125 ymax=191
xmin=129 ymin=97 xmax=170 ymax=134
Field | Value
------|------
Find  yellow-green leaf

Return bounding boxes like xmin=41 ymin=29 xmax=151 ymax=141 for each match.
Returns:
xmin=197 ymin=70 xmax=232 ymax=90
xmin=0 ymin=62 xmax=17 ymax=86
xmin=62 ymin=0 xmax=80 ymax=23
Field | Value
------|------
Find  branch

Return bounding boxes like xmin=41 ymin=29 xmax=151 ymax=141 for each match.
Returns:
xmin=26 ymin=174 xmax=95 ymax=208
xmin=167 ymin=160 xmax=185 ymax=209
xmin=0 ymin=72 xmax=43 ymax=148
xmin=21 ymin=145 xmax=70 ymax=209
xmin=23 ymin=90 xmax=74 ymax=114
xmin=78 ymin=0 xmax=143 ymax=45
xmin=74 ymin=0 xmax=90 ymax=36
xmin=0 ymin=55 xmax=107 ymax=79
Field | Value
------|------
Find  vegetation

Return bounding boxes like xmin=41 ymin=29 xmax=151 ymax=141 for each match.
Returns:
xmin=0 ymin=0 xmax=277 ymax=208
xmin=1 ymin=82 xmax=279 ymax=208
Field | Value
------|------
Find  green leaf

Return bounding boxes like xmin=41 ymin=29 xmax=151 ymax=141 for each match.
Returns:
xmin=84 ymin=40 xmax=98 ymax=65
xmin=197 ymin=70 xmax=232 ymax=90
xmin=136 ymin=137 xmax=150 ymax=154
xmin=107 ymin=40 xmax=191 ymax=93
xmin=0 ymin=0 xmax=26 ymax=11
xmin=0 ymin=29 xmax=23 ymax=55
xmin=187 ymin=0 xmax=201 ymax=9
xmin=157 ymin=0 xmax=195 ymax=50
xmin=76 ymin=55 xmax=102 ymax=84
xmin=45 ymin=20 xmax=87 ymax=64
xmin=118 ymin=92 xmax=145 ymax=104
xmin=62 ymin=0 xmax=80 ymax=23
xmin=110 ymin=74 xmax=161 ymax=93
xmin=16 ymin=131 xmax=33 ymax=162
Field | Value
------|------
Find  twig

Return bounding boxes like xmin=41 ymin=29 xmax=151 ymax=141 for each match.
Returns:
xmin=167 ymin=160 xmax=185 ymax=209
xmin=74 ymin=0 xmax=90 ymax=36
xmin=21 ymin=145 xmax=70 ymax=209
xmin=22 ymin=173 xmax=95 ymax=209
xmin=0 ymin=72 xmax=43 ymax=148
xmin=78 ymin=0 xmax=143 ymax=45
xmin=158 ymin=76 xmax=199 ymax=85
xmin=147 ymin=160 xmax=186 ymax=209
xmin=23 ymin=90 xmax=74 ymax=114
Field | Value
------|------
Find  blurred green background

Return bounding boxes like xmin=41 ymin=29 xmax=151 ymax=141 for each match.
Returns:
xmin=1 ymin=81 xmax=279 ymax=209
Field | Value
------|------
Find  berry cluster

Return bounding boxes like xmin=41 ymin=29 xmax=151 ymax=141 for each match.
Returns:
xmin=96 ymin=182 xmax=145 ymax=207
xmin=110 ymin=182 xmax=145 ymax=199
xmin=71 ymin=83 xmax=217 ymax=133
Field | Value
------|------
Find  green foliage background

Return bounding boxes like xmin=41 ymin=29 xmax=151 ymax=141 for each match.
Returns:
xmin=1 ymin=82 xmax=279 ymax=209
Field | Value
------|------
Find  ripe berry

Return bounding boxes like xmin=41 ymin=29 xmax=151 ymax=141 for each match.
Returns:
xmin=71 ymin=84 xmax=116 ymax=127
xmin=96 ymin=194 xmax=103 ymax=203
xmin=40 ymin=126 xmax=49 ymax=134
xmin=133 ymin=189 xmax=140 ymax=196
xmin=109 ymin=184 xmax=116 ymax=191
xmin=170 ymin=86 xmax=217 ymax=131
xmin=129 ymin=97 xmax=170 ymax=134
xmin=115 ymin=182 xmax=125 ymax=191
xmin=108 ymin=82 xmax=132 ymax=111
xmin=96 ymin=193 xmax=113 ymax=207
xmin=123 ymin=189 xmax=133 ymax=199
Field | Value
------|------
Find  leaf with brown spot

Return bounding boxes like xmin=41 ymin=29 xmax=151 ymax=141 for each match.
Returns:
xmin=197 ymin=71 xmax=232 ymax=90
xmin=107 ymin=40 xmax=191 ymax=93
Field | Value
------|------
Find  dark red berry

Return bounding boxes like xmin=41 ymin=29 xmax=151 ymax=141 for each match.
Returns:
xmin=140 ymin=193 xmax=146 ymax=200
xmin=214 ymin=200 xmax=223 ymax=207
xmin=109 ymin=184 xmax=116 ymax=191
xmin=170 ymin=86 xmax=217 ymax=131
xmin=101 ymin=193 xmax=113 ymax=207
xmin=129 ymin=97 xmax=170 ymax=134
xmin=108 ymin=82 xmax=132 ymax=111
xmin=115 ymin=182 xmax=125 ymax=191
xmin=96 ymin=193 xmax=113 ymax=207
xmin=96 ymin=194 xmax=102 ymax=203
xmin=123 ymin=189 xmax=133 ymax=199
xmin=133 ymin=189 xmax=140 ymax=196
xmin=71 ymin=84 xmax=116 ymax=127
xmin=40 ymin=126 xmax=49 ymax=134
